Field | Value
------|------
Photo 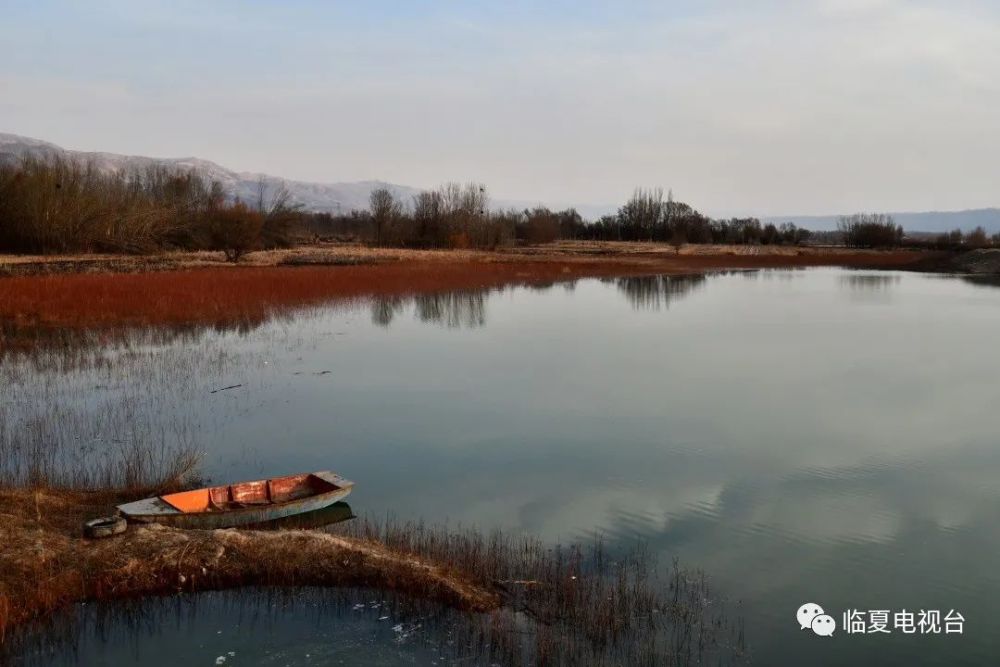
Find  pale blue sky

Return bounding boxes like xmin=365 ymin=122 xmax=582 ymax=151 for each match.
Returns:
xmin=1 ymin=0 xmax=998 ymax=215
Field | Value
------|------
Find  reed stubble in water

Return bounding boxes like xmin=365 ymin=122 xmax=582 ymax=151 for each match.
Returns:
xmin=334 ymin=516 xmax=747 ymax=665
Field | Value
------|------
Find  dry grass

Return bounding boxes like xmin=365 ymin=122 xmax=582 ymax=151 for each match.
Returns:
xmin=0 ymin=487 xmax=498 ymax=644
xmin=335 ymin=517 xmax=746 ymax=664
xmin=0 ymin=240 xmax=932 ymax=274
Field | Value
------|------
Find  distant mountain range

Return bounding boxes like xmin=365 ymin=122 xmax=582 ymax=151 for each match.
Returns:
xmin=2 ymin=132 xmax=997 ymax=233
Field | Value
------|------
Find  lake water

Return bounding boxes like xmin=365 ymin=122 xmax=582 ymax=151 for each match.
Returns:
xmin=7 ymin=268 xmax=1000 ymax=665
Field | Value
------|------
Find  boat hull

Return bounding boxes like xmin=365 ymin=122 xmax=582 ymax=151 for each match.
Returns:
xmin=117 ymin=471 xmax=354 ymax=530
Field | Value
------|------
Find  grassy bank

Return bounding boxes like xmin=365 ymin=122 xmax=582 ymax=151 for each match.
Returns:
xmin=0 ymin=485 xmax=497 ymax=638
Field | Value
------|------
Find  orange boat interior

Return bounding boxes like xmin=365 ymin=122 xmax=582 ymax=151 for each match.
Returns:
xmin=160 ymin=473 xmax=338 ymax=513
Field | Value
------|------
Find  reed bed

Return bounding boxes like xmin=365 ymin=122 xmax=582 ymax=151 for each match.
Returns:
xmin=0 ymin=262 xmax=655 ymax=336
xmin=334 ymin=516 xmax=746 ymax=665
xmin=0 ymin=326 xmax=260 ymax=491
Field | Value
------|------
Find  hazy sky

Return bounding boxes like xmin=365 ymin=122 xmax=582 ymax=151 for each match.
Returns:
xmin=1 ymin=1 xmax=998 ymax=215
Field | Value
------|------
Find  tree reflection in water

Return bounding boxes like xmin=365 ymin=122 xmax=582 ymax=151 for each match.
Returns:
xmin=611 ymin=274 xmax=707 ymax=311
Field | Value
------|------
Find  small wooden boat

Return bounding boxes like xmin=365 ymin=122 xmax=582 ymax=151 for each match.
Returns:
xmin=117 ymin=471 xmax=354 ymax=530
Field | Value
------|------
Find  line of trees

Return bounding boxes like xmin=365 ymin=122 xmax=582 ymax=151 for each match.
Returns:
xmin=929 ymin=226 xmax=999 ymax=250
xmin=0 ymin=157 xmax=301 ymax=259
xmin=4 ymin=156 xmax=997 ymax=256
xmin=837 ymin=213 xmax=904 ymax=248
xmin=578 ymin=188 xmax=810 ymax=246
xmin=368 ymin=182 xmax=508 ymax=248
xmin=309 ymin=186 xmax=807 ymax=249
xmin=304 ymin=184 xmax=585 ymax=249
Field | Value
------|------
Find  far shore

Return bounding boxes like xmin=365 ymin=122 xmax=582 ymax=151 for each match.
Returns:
xmin=0 ymin=241 xmax=947 ymax=340
xmin=0 ymin=240 xmax=942 ymax=277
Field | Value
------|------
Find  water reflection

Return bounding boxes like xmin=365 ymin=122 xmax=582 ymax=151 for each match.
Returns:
xmin=370 ymin=295 xmax=406 ymax=327
xmin=374 ymin=276 xmax=711 ymax=326
xmin=839 ymin=273 xmax=902 ymax=291
xmin=246 ymin=501 xmax=355 ymax=530
xmin=10 ymin=588 xmax=477 ymax=667
xmin=610 ymin=274 xmax=707 ymax=310
xmin=6 ymin=268 xmax=1000 ymax=358
xmin=960 ymin=274 xmax=1000 ymax=290
xmin=372 ymin=290 xmax=489 ymax=329
xmin=415 ymin=291 xmax=487 ymax=328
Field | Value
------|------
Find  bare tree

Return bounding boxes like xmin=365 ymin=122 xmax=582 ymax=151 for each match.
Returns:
xmin=967 ymin=226 xmax=989 ymax=249
xmin=256 ymin=177 xmax=301 ymax=247
xmin=837 ymin=213 xmax=902 ymax=248
xmin=618 ymin=187 xmax=663 ymax=241
xmin=413 ymin=190 xmax=444 ymax=246
xmin=436 ymin=182 xmax=488 ymax=247
xmin=369 ymin=187 xmax=401 ymax=246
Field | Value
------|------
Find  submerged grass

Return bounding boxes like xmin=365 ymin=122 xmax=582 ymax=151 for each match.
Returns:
xmin=0 ymin=333 xmax=221 ymax=492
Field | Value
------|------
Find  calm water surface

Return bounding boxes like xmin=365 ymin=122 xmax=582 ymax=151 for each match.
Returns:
xmin=9 ymin=268 xmax=1000 ymax=665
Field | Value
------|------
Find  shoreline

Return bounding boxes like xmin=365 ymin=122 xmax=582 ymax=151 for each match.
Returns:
xmin=0 ymin=242 xmax=943 ymax=338
xmin=0 ymin=240 xmax=941 ymax=277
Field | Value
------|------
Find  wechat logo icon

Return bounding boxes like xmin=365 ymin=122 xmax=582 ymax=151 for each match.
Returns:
xmin=798 ymin=602 xmax=835 ymax=637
